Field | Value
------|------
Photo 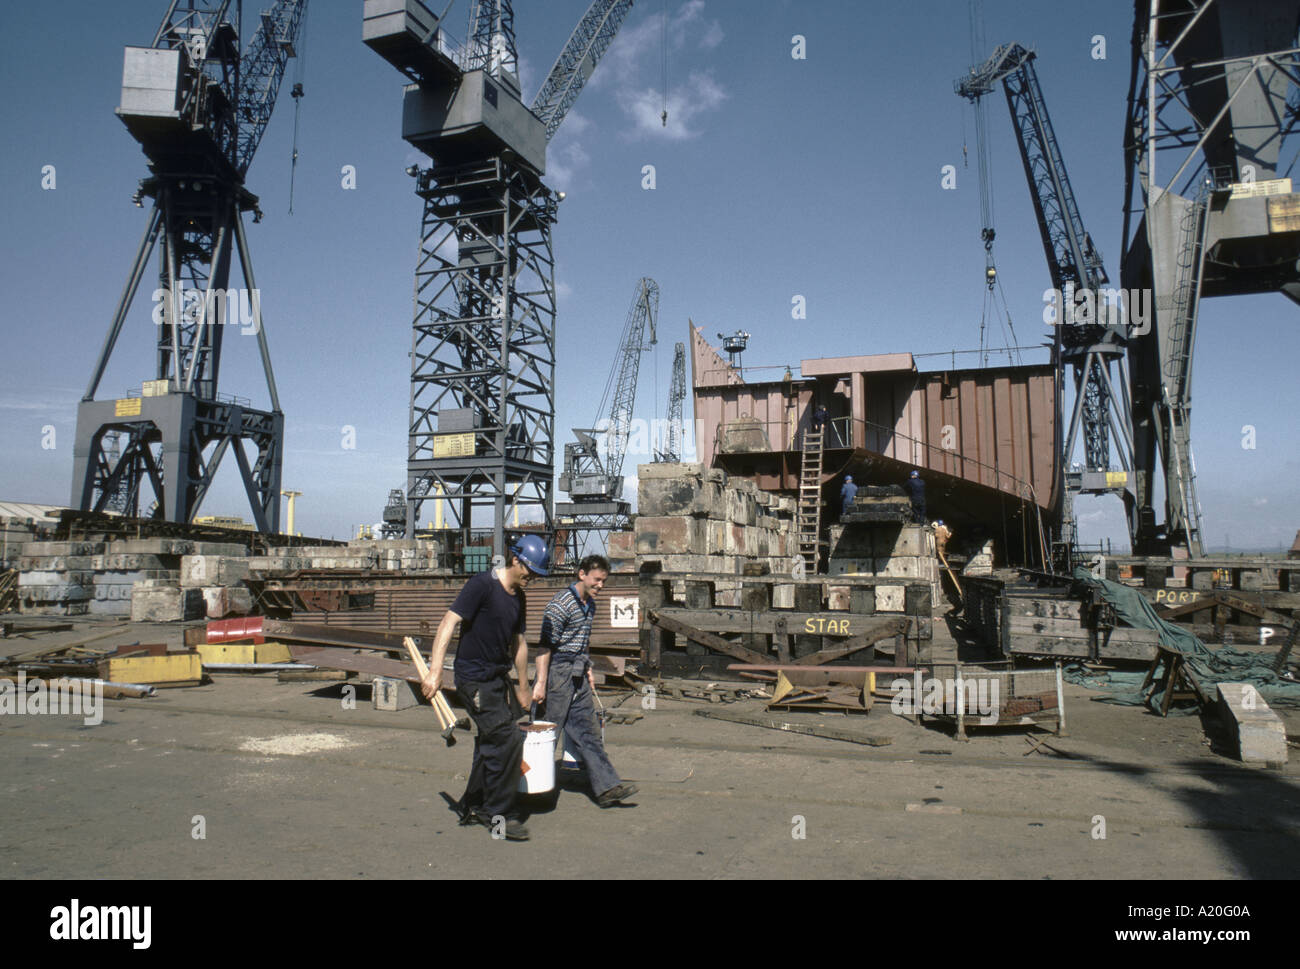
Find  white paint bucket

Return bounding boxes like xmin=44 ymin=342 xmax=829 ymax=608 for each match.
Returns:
xmin=518 ymin=721 xmax=557 ymax=794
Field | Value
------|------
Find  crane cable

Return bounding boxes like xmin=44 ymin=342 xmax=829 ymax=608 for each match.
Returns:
xmin=288 ymin=3 xmax=309 ymax=214
xmin=661 ymin=0 xmax=669 ymax=126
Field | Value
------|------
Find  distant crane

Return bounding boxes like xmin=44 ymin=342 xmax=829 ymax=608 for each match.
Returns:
xmin=72 ymin=0 xmax=308 ymax=532
xmin=559 ymin=278 xmax=659 ymax=556
xmin=957 ymin=42 xmax=1133 ymax=559
xmin=654 ymin=341 xmax=686 ymax=462
xmin=364 ymin=0 xmax=635 ymax=557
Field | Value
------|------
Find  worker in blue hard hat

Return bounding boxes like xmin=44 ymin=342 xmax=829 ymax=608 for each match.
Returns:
xmin=840 ymin=474 xmax=858 ymax=520
xmin=905 ymin=470 xmax=927 ymax=524
xmin=420 ymin=533 xmax=551 ymax=842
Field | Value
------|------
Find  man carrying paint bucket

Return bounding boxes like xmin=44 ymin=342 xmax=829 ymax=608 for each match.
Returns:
xmin=420 ymin=535 xmax=549 ymax=842
xmin=532 ymin=554 xmax=638 ymax=808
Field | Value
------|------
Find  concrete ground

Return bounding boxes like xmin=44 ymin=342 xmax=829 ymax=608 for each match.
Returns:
xmin=2 ymin=617 xmax=1298 ymax=880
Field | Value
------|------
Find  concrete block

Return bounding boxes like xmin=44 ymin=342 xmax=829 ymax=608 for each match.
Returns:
xmin=1238 ymin=571 xmax=1264 ymax=592
xmin=131 ymin=584 xmax=205 ymax=622
xmin=202 ymin=586 xmax=254 ymax=619
xmin=639 ymin=477 xmax=702 ymax=517
xmin=704 ymin=468 xmax=727 ymax=485
xmin=114 ymin=538 xmax=195 ymax=556
xmin=877 ymin=525 xmax=931 ymax=558
xmin=1217 ymin=683 xmax=1288 ymax=766
xmin=636 ymin=517 xmax=707 ymax=556
xmin=372 ymin=675 xmax=420 ymax=711
xmin=877 ymin=586 xmax=904 ymax=612
xmin=828 ymin=558 xmax=872 ymax=576
xmin=1191 ymin=570 xmax=1214 ymax=591
xmin=827 ymin=585 xmax=851 ymax=610
xmin=876 ymin=556 xmax=930 ymax=579
xmin=20 ymin=541 xmax=105 ymax=557
xmin=637 ymin=461 xmax=704 ymax=481
xmin=905 ymin=584 xmax=933 ymax=616
xmin=180 ymin=555 xmax=252 ymax=588
xmin=19 ymin=570 xmax=95 ymax=588
xmin=190 ymin=542 xmax=250 ymax=557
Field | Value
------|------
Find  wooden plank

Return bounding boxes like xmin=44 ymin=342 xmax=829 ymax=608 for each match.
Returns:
xmin=647 ymin=610 xmax=770 ymax=666
xmin=1005 ymin=598 xmax=1082 ymax=620
xmin=795 ymin=618 xmax=909 ymax=666
xmin=726 ymin=663 xmax=915 ymax=673
xmin=654 ymin=608 xmax=909 ymax=637
xmin=289 ymin=644 xmax=457 ymax=689
xmin=1007 ymin=615 xmax=1087 ymax=636
xmin=1008 ymin=637 xmax=1091 ymax=658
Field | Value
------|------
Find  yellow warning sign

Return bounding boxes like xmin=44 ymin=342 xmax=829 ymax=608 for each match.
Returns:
xmin=1106 ymin=471 xmax=1128 ymax=488
xmin=115 ymin=398 xmax=142 ymax=417
xmin=433 ymin=432 xmax=475 ymax=458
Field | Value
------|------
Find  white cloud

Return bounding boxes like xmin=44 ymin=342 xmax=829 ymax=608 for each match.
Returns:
xmin=617 ymin=70 xmax=726 ymax=140
xmin=591 ymin=1 xmax=726 ymax=141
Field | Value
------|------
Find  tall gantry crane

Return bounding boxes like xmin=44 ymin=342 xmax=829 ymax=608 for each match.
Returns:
xmin=957 ymin=43 xmax=1135 ymax=557
xmin=72 ymin=0 xmax=307 ymax=532
xmin=1122 ymin=0 xmax=1300 ymax=556
xmin=559 ymin=278 xmax=659 ymax=556
xmin=654 ymin=341 xmax=686 ymax=462
xmin=364 ymin=0 xmax=635 ymax=557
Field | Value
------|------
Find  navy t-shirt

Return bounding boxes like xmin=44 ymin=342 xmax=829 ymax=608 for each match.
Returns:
xmin=450 ymin=570 xmax=527 ymax=682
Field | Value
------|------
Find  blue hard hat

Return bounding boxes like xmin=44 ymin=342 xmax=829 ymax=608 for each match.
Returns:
xmin=910 ymin=470 xmax=919 ymax=478
xmin=509 ymin=535 xmax=551 ymax=576
xmin=845 ymin=475 xmax=853 ymax=483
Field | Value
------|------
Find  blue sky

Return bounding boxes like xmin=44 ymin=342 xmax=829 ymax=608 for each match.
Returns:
xmin=0 ymin=0 xmax=1295 ymax=550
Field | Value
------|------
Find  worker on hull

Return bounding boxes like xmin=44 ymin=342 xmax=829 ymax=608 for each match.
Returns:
xmin=906 ymin=470 xmax=927 ymax=524
xmin=533 ymin=554 xmax=637 ymax=808
xmin=840 ymin=474 xmax=857 ymax=520
xmin=421 ymin=535 xmax=549 ymax=842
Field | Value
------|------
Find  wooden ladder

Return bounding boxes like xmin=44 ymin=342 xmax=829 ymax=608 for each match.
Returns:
xmin=797 ymin=429 xmax=824 ymax=574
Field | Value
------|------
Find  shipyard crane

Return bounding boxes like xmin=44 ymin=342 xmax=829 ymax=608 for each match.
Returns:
xmin=957 ymin=42 xmax=1135 ymax=560
xmin=363 ymin=0 xmax=635 ymax=557
xmin=654 ymin=341 xmax=686 ymax=462
xmin=72 ymin=0 xmax=307 ymax=532
xmin=1121 ymin=0 xmax=1300 ymax=557
xmin=559 ymin=278 xmax=659 ymax=556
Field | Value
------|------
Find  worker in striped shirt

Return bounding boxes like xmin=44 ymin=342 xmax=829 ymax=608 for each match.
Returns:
xmin=532 ymin=554 xmax=638 ymax=808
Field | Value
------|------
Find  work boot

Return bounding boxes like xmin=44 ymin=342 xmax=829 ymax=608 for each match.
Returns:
xmin=503 ymin=818 xmax=530 ymax=841
xmin=596 ymin=782 xmax=638 ymax=807
xmin=457 ymin=801 xmax=489 ymax=827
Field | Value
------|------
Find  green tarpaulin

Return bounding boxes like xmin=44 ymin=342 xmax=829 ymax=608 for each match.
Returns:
xmin=1064 ymin=568 xmax=1300 ymax=714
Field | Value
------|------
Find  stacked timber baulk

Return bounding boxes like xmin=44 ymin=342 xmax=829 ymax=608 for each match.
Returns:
xmin=1104 ymin=556 xmax=1298 ymax=645
xmin=633 ymin=462 xmax=799 ymax=591
xmin=963 ymin=571 xmax=1162 ymax=662
xmin=247 ymin=539 xmax=441 ymax=574
xmin=826 ymin=522 xmax=940 ymax=609
xmin=638 ymin=567 xmax=933 ymax=677
xmin=16 ymin=539 xmax=245 ymax=620
xmin=14 ymin=537 xmax=443 ymax=622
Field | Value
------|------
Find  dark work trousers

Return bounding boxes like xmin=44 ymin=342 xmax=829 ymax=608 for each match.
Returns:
xmin=545 ymin=660 xmax=620 ymax=797
xmin=457 ymin=674 xmax=525 ymax=821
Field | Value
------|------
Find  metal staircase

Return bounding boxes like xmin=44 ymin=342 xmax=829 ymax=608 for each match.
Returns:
xmin=797 ymin=429 xmax=825 ymax=574
xmin=1162 ymin=183 xmax=1211 ymax=557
